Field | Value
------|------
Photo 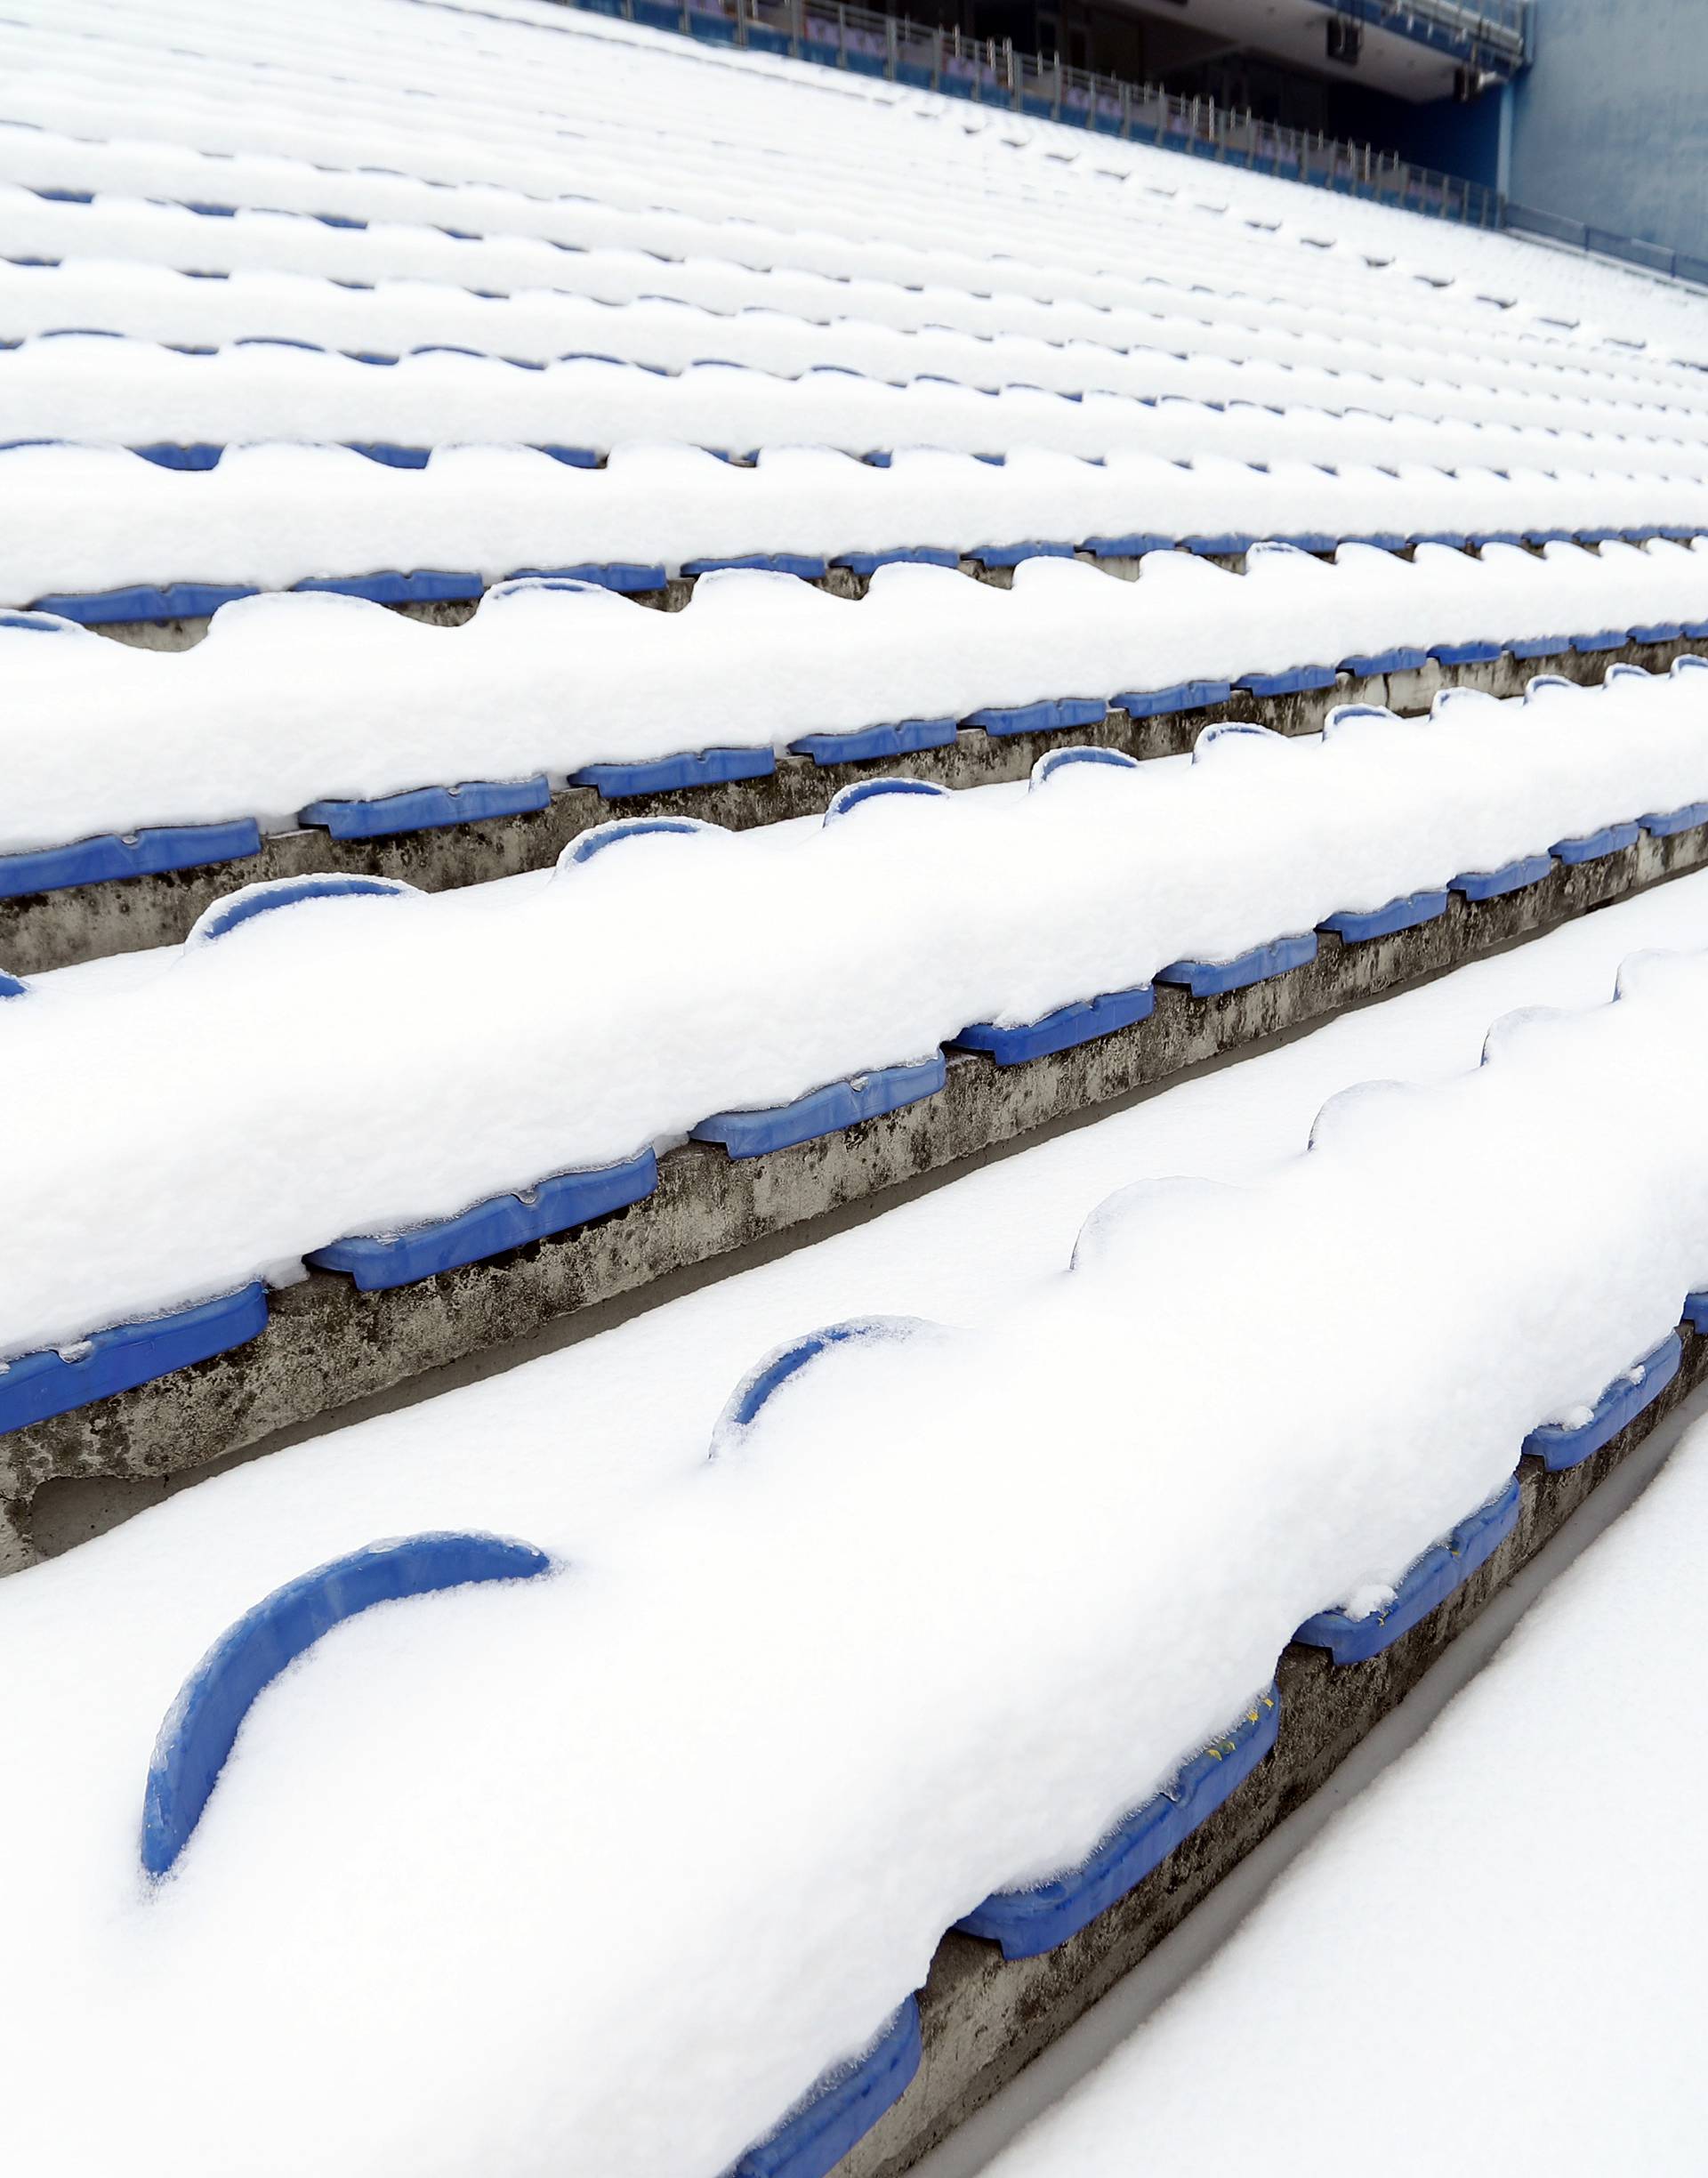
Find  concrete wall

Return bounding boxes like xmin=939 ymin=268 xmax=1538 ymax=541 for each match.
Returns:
xmin=1505 ymin=0 xmax=1708 ymax=263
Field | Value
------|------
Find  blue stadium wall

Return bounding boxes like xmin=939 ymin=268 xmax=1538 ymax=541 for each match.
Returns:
xmin=1502 ymin=0 xmax=1708 ymax=265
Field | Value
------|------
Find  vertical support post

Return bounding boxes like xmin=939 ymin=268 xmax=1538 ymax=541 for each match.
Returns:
xmin=791 ymin=0 xmax=802 ymax=54
xmin=837 ymin=0 xmax=846 ymax=65
xmin=1120 ymin=77 xmax=1130 ymax=139
xmin=886 ymin=10 xmax=898 ymax=79
xmin=931 ymin=22 xmax=941 ymax=89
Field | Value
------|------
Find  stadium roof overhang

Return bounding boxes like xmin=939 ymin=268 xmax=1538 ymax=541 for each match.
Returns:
xmin=1103 ymin=0 xmax=1529 ymax=101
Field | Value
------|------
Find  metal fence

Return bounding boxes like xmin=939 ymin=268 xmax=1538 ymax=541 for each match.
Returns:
xmin=576 ymin=0 xmax=1504 ymax=226
xmin=1320 ymin=0 xmax=1530 ymax=71
xmin=1504 ymin=202 xmax=1708 ymax=294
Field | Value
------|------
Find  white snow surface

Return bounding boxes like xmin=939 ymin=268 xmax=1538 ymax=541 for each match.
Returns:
xmin=7 ymin=661 xmax=1708 ymax=1356
xmin=986 ymin=1406 xmax=1708 ymax=2176
xmin=9 ymin=868 xmax=1708 ymax=2177
xmin=6 ymin=443 xmax=1703 ymax=609
xmin=5 ymin=542 xmax=1704 ymax=851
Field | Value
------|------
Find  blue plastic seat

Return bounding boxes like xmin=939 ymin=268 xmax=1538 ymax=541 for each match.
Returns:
xmin=1032 ymin=746 xmax=1140 ymax=785
xmin=1236 ymin=664 xmax=1337 ymax=698
xmin=342 ymin=441 xmax=430 ymax=468
xmin=714 ymin=1317 xmax=933 ymax=1447
xmin=1338 ymin=647 xmax=1428 ymax=675
xmin=1640 ymin=802 xmax=1708 ymax=837
xmin=1549 ymin=820 xmax=1640 ymax=864
xmin=965 ymin=540 xmax=1075 ymax=569
xmin=1183 ymin=533 xmax=1250 ymax=556
xmin=955 ymin=1690 xmax=1279 ymax=1959
xmin=1522 ymin=1333 xmax=1682 ymax=1471
xmin=1113 ymin=679 xmax=1233 ymax=718
xmin=732 ymin=1999 xmax=922 ymax=2178
xmin=506 ymin=562 xmax=666 ymax=593
xmin=955 ymin=985 xmax=1155 ymax=1065
xmin=189 ymin=873 xmax=417 ymax=945
xmin=0 ymin=968 xmax=24 ymax=998
xmin=1081 ymin=532 xmax=1173 ymax=558
xmin=570 ymin=747 xmax=775 ymax=798
xmin=1570 ymin=629 xmax=1627 ymax=653
xmin=308 ymin=1150 xmax=658 ymax=1289
xmin=963 ymin=696 xmax=1107 ymax=737
xmin=300 ymin=777 xmax=551 ymax=839
xmin=31 ymin=582 xmax=259 ymax=624
xmin=562 ymin=817 xmax=713 ymax=867
xmin=293 ymin=569 xmax=483 ymax=606
xmin=1506 ymin=635 xmax=1570 ymax=660
xmin=1293 ymin=1478 xmax=1519 ymax=1663
xmin=1630 ymin=622 xmax=1685 ymax=642
xmin=790 ymin=719 xmax=957 ymax=766
xmin=1320 ymin=888 xmax=1449 ymax=944
xmin=1429 ymin=640 xmax=1503 ymax=666
xmin=134 ymin=441 xmax=224 ymax=470
xmin=141 ymin=1531 xmax=553 ymax=1876
xmin=823 ymin=777 xmax=950 ymax=823
xmin=830 ymin=546 xmax=958 ymax=577
xmin=0 ymin=1284 xmax=268 ymax=1435
xmin=1449 ymin=853 xmax=1553 ymax=900
xmin=1157 ymin=932 xmax=1317 ymax=996
xmin=693 ymin=1056 xmax=947 ymax=1158
xmin=0 ymin=819 xmax=262 ymax=900
xmin=682 ymin=553 xmax=828 ymax=580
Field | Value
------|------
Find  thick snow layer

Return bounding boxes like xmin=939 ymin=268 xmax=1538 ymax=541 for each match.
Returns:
xmin=4 ymin=542 xmax=1703 ymax=851
xmin=984 ymin=1407 xmax=1708 ymax=2176
xmin=8 ymin=868 xmax=1708 ymax=2177
xmin=7 ymin=334 xmax=1703 ymax=472
xmin=13 ymin=0 xmax=1708 ymax=379
xmin=5 ymin=657 xmax=1708 ymax=1358
xmin=4 ymin=442 xmax=1704 ymax=612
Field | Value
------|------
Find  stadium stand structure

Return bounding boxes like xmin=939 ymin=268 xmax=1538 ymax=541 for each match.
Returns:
xmin=7 ymin=5 xmax=1708 ymax=2174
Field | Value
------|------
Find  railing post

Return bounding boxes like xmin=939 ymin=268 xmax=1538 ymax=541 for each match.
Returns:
xmin=931 ymin=21 xmax=941 ymax=90
xmin=837 ymin=1 xmax=845 ymax=65
xmin=791 ymin=0 xmax=802 ymax=54
xmin=735 ymin=0 xmax=746 ymax=48
xmin=1120 ymin=77 xmax=1131 ymax=138
xmin=885 ymin=11 xmax=897 ymax=78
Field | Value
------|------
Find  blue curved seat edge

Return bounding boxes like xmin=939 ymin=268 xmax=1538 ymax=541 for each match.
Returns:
xmin=790 ymin=719 xmax=957 ymax=766
xmin=1292 ymin=1477 xmax=1521 ymax=1664
xmin=141 ymin=1531 xmax=553 ymax=1876
xmin=954 ymin=985 xmax=1155 ymax=1065
xmin=1521 ymin=1333 xmax=1683 ymax=1471
xmin=0 ymin=819 xmax=262 ymax=899
xmin=307 ymin=1150 xmax=658 ymax=1290
xmin=693 ymin=1056 xmax=947 ymax=1158
xmin=300 ymin=776 xmax=552 ymax=839
xmin=1320 ymin=889 xmax=1449 ymax=944
xmin=1548 ymin=820 xmax=1640 ymax=864
xmin=731 ymin=1999 xmax=922 ymax=2178
xmin=1448 ymin=852 xmax=1553 ymax=900
xmin=955 ymin=1690 xmax=1280 ymax=1959
xmin=571 ymin=746 xmax=776 ymax=798
xmin=0 ymin=1283 xmax=269 ymax=1434
xmin=1156 ymin=931 xmax=1317 ymax=996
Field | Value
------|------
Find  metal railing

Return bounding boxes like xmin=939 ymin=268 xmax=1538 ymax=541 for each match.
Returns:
xmin=1504 ymin=201 xmax=1708 ymax=294
xmin=575 ymin=0 xmax=1504 ymax=227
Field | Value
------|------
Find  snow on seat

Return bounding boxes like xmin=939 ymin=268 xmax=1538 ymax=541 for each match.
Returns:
xmin=955 ymin=1690 xmax=1280 ymax=1959
xmin=1320 ymin=888 xmax=1450 ymax=944
xmin=0 ymin=819 xmax=262 ymax=900
xmin=954 ymin=987 xmax=1156 ymax=1067
xmin=731 ymin=2001 xmax=922 ymax=2178
xmin=186 ymin=871 xmax=419 ymax=945
xmin=141 ymin=1532 xmax=553 ymax=1876
xmin=790 ymin=718 xmax=958 ymax=766
xmin=1520 ymin=1334 xmax=1684 ymax=1472
xmin=561 ymin=815 xmax=718 ymax=865
xmin=570 ymin=746 xmax=777 ymax=799
xmin=1449 ymin=853 xmax=1555 ymax=901
xmin=712 ymin=1315 xmax=940 ymax=1451
xmin=1547 ymin=819 xmax=1642 ymax=864
xmin=820 ymin=776 xmax=952 ymax=823
xmin=1156 ymin=932 xmax=1320 ymax=997
xmin=1293 ymin=1477 xmax=1521 ymax=1663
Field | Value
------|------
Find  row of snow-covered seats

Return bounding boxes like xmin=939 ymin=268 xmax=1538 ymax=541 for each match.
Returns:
xmin=6 ymin=180 xmax=1692 ymax=431
xmin=8 ymin=448 xmax=1708 ymax=633
xmin=12 ymin=0 xmax=1706 ymax=397
xmin=4 ymin=544 xmax=1706 ymax=895
xmin=5 ymin=134 xmax=1688 ymax=419
xmin=5 ymin=663 xmax=1708 ymax=1439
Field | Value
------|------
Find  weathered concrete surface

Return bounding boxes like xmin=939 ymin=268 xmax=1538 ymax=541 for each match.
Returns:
xmin=6 ymin=633 xmax=1694 ymax=976
xmin=4 ymin=819 xmax=1703 ymax=1569
xmin=833 ymin=1322 xmax=1708 ymax=2178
